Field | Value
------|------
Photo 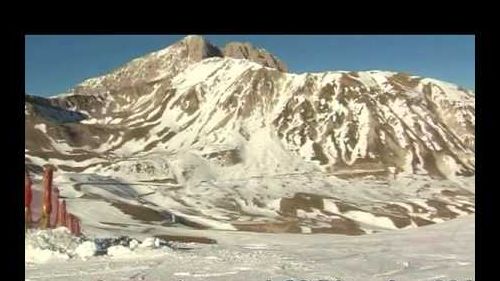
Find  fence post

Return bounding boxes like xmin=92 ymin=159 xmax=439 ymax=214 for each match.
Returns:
xmin=57 ymin=199 xmax=67 ymax=227
xmin=68 ymin=214 xmax=79 ymax=235
xmin=66 ymin=213 xmax=73 ymax=234
xmin=25 ymin=170 xmax=32 ymax=231
xmin=53 ymin=187 xmax=60 ymax=227
xmin=40 ymin=165 xmax=53 ymax=229
xmin=74 ymin=216 xmax=81 ymax=236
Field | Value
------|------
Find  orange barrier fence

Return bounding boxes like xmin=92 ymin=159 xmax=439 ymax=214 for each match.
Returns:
xmin=25 ymin=166 xmax=81 ymax=236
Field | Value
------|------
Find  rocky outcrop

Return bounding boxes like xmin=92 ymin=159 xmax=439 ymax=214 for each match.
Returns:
xmin=223 ymin=41 xmax=287 ymax=72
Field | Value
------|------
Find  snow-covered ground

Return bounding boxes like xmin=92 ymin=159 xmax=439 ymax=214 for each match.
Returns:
xmin=26 ymin=215 xmax=474 ymax=281
xmin=25 ymin=170 xmax=475 ymax=280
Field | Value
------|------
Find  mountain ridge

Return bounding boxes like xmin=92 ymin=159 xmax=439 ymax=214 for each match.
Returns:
xmin=26 ymin=55 xmax=475 ymax=179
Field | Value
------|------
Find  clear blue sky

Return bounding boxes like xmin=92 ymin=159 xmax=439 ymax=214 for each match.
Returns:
xmin=25 ymin=35 xmax=475 ymax=97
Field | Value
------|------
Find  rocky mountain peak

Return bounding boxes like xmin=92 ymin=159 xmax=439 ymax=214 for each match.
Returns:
xmin=176 ymin=35 xmax=287 ymax=72
xmin=177 ymin=35 xmax=223 ymax=62
xmin=68 ymin=35 xmax=287 ymax=97
xmin=222 ymin=41 xmax=288 ymax=72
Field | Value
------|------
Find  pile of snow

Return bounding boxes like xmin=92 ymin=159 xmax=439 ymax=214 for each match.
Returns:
xmin=106 ymin=245 xmax=133 ymax=257
xmin=25 ymin=227 xmax=80 ymax=264
xmin=26 ymin=228 xmax=169 ymax=264
xmin=74 ymin=241 xmax=97 ymax=260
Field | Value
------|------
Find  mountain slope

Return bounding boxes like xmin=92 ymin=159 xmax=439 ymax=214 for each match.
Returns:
xmin=25 ymin=35 xmax=475 ymax=233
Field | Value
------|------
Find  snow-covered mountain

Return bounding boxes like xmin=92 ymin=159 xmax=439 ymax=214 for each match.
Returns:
xmin=25 ymin=35 xmax=475 ymax=234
